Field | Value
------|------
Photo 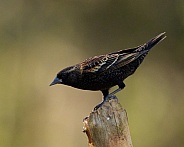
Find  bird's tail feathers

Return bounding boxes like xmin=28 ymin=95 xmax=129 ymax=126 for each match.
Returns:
xmin=138 ymin=32 xmax=166 ymax=52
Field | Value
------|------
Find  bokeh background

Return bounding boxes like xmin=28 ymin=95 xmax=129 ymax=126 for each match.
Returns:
xmin=0 ymin=0 xmax=184 ymax=147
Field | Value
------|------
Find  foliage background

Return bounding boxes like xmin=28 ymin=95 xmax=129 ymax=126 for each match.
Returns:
xmin=0 ymin=0 xmax=184 ymax=146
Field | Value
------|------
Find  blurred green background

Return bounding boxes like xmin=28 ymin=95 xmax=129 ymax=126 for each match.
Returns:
xmin=0 ymin=0 xmax=184 ymax=147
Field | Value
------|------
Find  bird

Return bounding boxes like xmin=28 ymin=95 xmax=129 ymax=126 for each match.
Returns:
xmin=50 ymin=32 xmax=166 ymax=109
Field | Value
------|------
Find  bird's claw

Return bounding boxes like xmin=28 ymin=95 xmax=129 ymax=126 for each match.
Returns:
xmin=93 ymin=103 xmax=103 ymax=111
xmin=93 ymin=95 xmax=118 ymax=111
xmin=104 ymin=94 xmax=117 ymax=101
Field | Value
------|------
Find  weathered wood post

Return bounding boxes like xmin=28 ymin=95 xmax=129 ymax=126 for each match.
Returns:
xmin=83 ymin=97 xmax=133 ymax=147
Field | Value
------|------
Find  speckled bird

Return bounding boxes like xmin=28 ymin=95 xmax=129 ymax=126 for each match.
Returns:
xmin=50 ymin=32 xmax=166 ymax=109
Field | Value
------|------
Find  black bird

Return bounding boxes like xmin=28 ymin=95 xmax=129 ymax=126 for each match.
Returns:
xmin=50 ymin=32 xmax=166 ymax=109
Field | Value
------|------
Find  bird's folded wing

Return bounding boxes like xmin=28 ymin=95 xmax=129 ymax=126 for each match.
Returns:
xmin=80 ymin=51 xmax=144 ymax=73
xmin=80 ymin=55 xmax=113 ymax=73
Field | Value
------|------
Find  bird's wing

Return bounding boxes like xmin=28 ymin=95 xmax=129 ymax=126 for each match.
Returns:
xmin=80 ymin=51 xmax=145 ymax=73
xmin=80 ymin=55 xmax=118 ymax=73
xmin=110 ymin=51 xmax=146 ymax=69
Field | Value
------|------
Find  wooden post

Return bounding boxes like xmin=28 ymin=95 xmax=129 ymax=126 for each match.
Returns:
xmin=83 ymin=97 xmax=133 ymax=147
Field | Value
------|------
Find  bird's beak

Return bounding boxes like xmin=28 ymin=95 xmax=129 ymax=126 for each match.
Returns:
xmin=49 ymin=77 xmax=62 ymax=86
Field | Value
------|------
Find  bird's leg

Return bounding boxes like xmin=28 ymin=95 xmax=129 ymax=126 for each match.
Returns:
xmin=93 ymin=92 xmax=118 ymax=110
xmin=101 ymin=89 xmax=109 ymax=98
xmin=107 ymin=88 xmax=122 ymax=98
xmin=107 ymin=82 xmax=125 ymax=98
xmin=93 ymin=89 xmax=109 ymax=110
xmin=94 ymin=82 xmax=125 ymax=110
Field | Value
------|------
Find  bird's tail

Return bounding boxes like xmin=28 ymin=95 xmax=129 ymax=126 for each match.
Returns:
xmin=138 ymin=32 xmax=166 ymax=52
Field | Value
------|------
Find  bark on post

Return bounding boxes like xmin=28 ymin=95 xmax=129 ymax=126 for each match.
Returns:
xmin=83 ymin=97 xmax=133 ymax=147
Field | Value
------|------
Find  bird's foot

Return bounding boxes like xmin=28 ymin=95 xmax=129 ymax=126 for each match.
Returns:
xmin=93 ymin=102 xmax=104 ymax=111
xmin=93 ymin=95 xmax=118 ymax=111
xmin=105 ymin=94 xmax=117 ymax=101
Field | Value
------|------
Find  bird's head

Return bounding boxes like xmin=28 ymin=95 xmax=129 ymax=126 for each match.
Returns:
xmin=49 ymin=65 xmax=79 ymax=86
